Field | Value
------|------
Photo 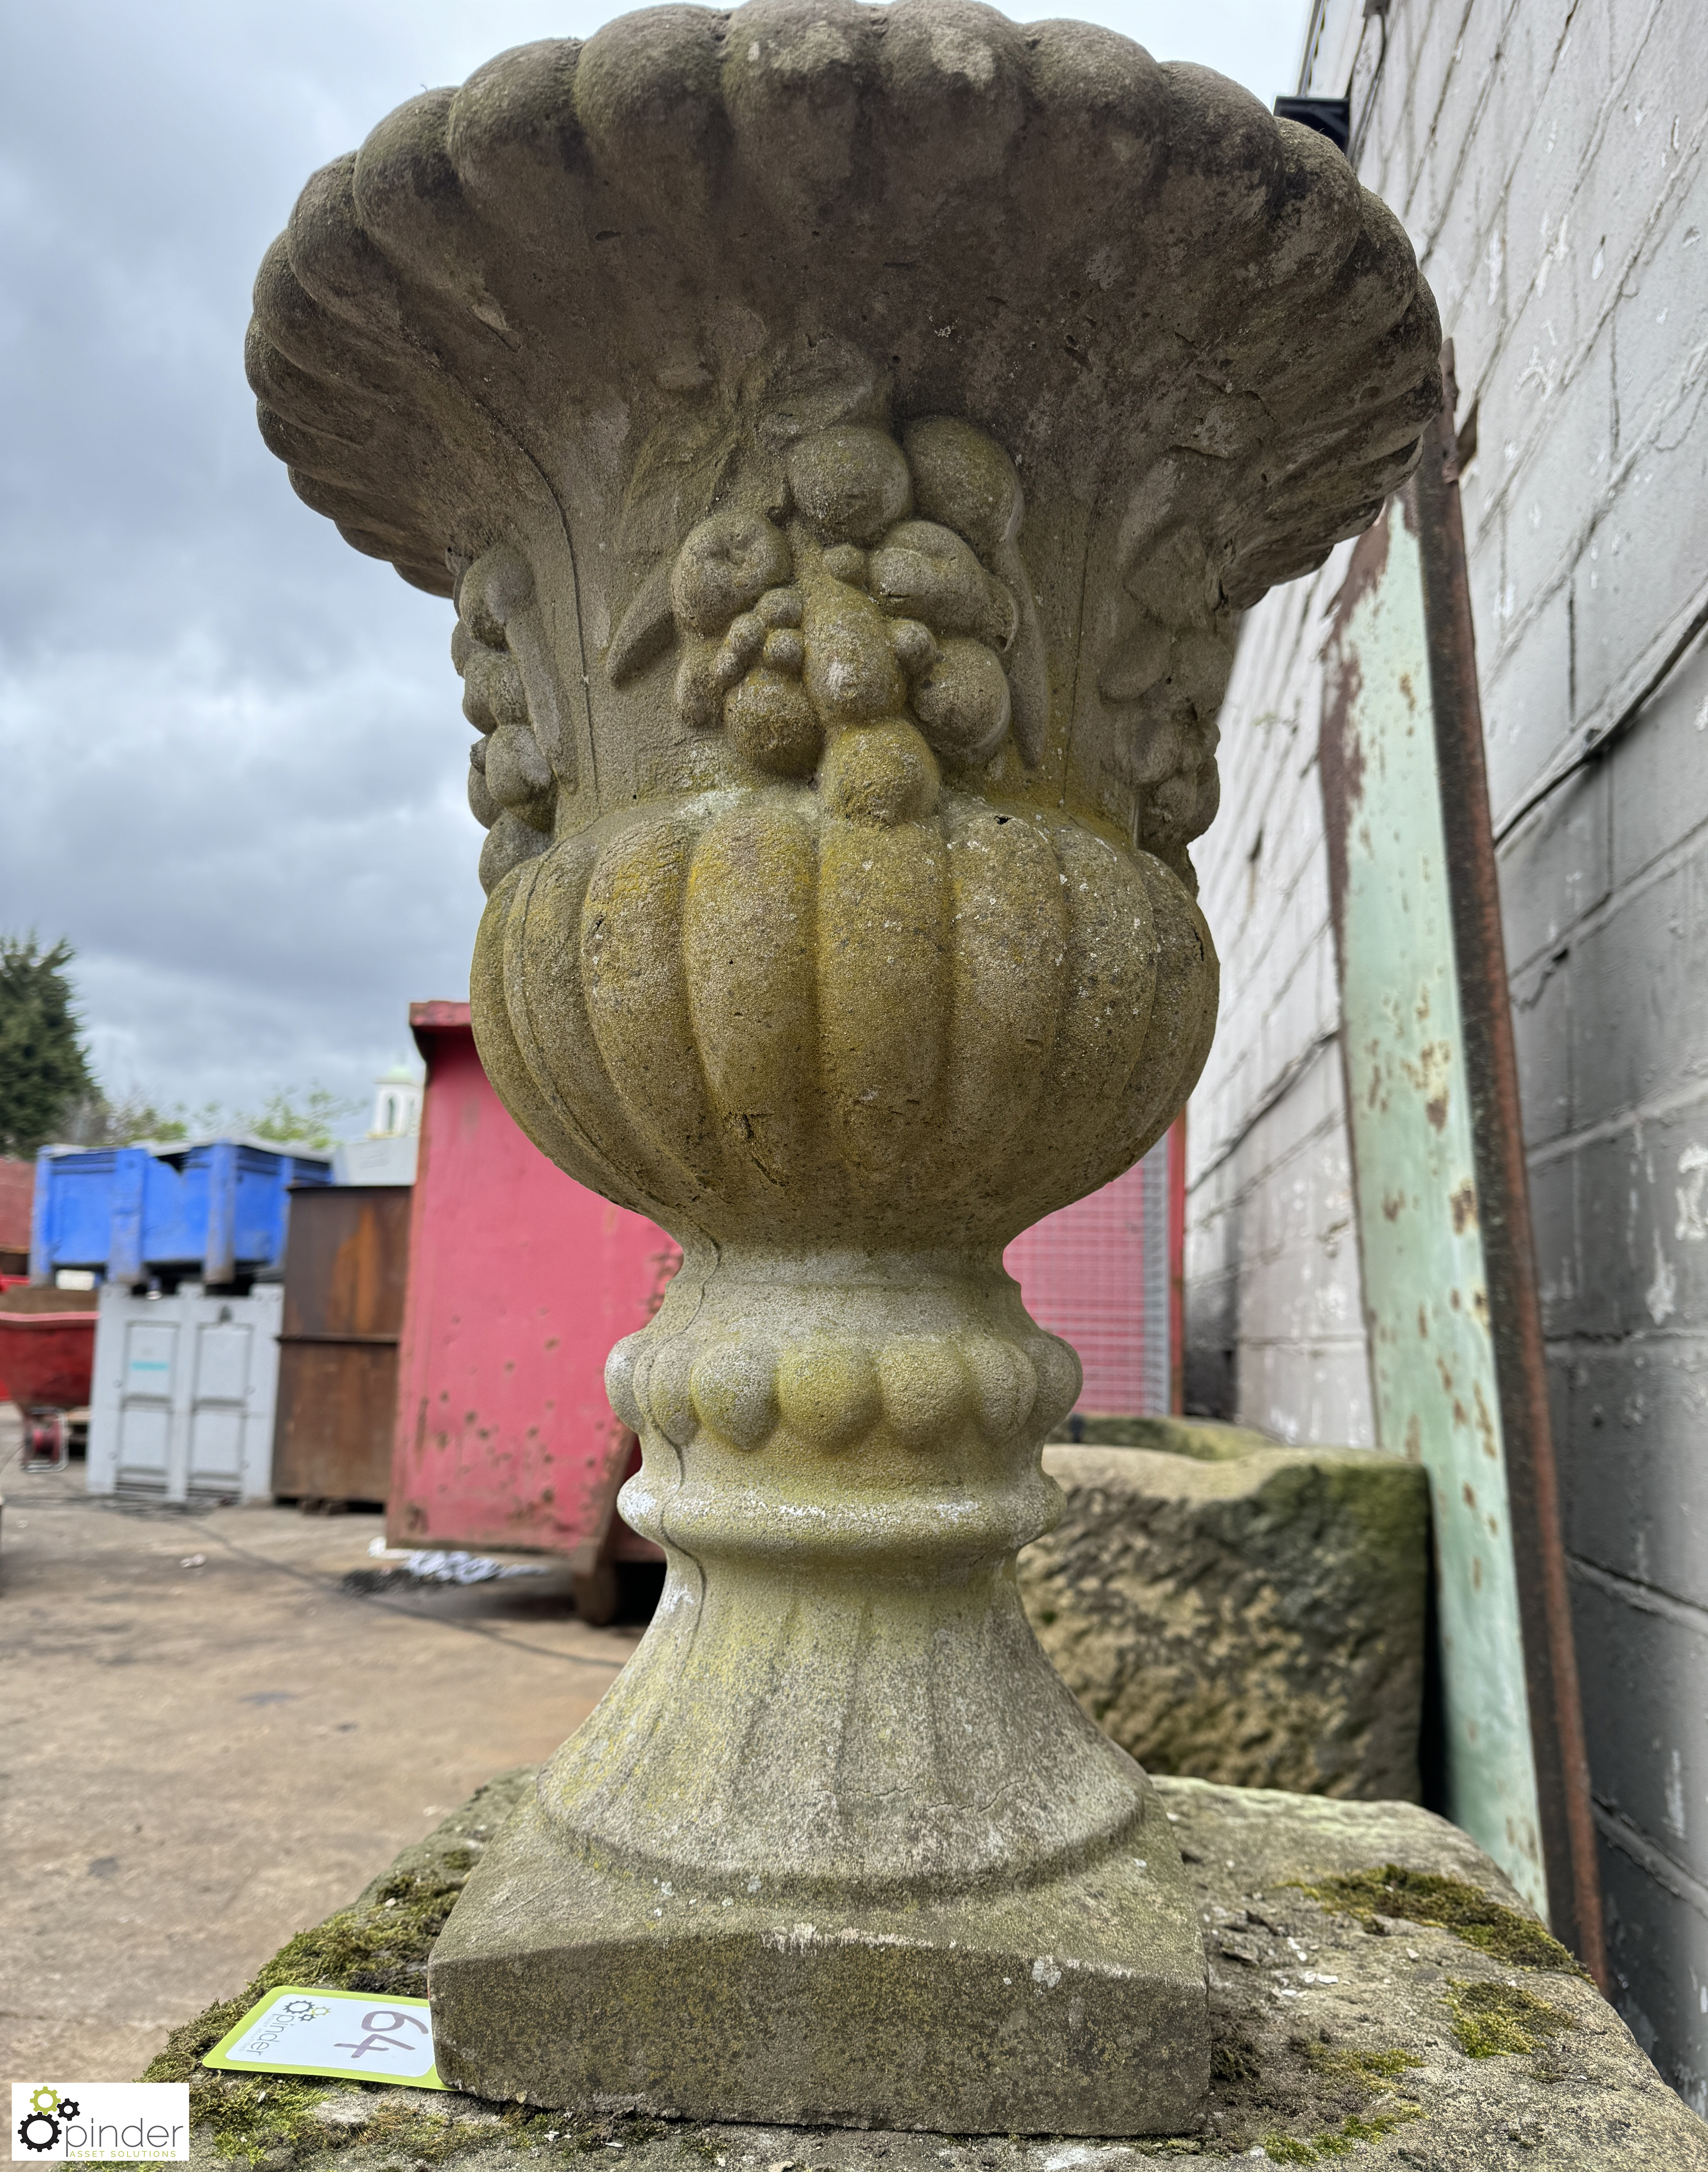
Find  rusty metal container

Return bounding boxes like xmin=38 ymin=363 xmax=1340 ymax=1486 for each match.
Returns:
xmin=272 ymin=1186 xmax=413 ymax=1504
xmin=0 ymin=1157 xmax=32 ymax=1274
xmin=388 ymin=1001 xmax=671 ymax=1617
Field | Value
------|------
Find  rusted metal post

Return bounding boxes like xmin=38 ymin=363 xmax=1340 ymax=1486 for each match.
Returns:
xmin=1413 ymin=343 xmax=1606 ymax=1986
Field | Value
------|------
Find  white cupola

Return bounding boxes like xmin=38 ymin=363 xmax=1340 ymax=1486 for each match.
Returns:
xmin=369 ymin=1063 xmax=422 ymax=1139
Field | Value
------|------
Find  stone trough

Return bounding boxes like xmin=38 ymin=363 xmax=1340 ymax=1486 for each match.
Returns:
xmin=1023 ymin=1423 xmax=1429 ymax=1801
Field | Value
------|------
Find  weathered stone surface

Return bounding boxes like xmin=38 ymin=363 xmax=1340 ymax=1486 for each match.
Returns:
xmin=1020 ymin=1428 xmax=1428 ymax=1800
xmin=247 ymin=0 xmax=1442 ymax=2129
xmin=432 ymin=1780 xmax=1205 ymax=2133
xmin=1050 ymin=1415 xmax=1284 ymax=1459
xmin=154 ymin=1770 xmax=1708 ymax=2167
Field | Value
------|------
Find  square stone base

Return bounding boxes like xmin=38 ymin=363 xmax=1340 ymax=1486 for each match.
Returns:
xmin=428 ymin=1783 xmax=1207 ymax=2134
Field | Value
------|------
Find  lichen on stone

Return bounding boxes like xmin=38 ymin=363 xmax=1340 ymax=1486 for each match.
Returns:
xmin=1023 ymin=1445 xmax=1428 ymax=1801
xmin=1258 ymin=2100 xmax=1425 ymax=2162
xmin=1301 ymin=2042 xmax=1424 ymax=2091
xmin=145 ymin=1857 xmax=472 ymax=2090
xmin=1289 ymin=1862 xmax=1589 ymax=1974
xmin=138 ymin=1778 xmax=539 ymax=2166
xmin=141 ymin=1855 xmax=470 ymax=2170
xmin=1446 ymin=1979 xmax=1580 ymax=2060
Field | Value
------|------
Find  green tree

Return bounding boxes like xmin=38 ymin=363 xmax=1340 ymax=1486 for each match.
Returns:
xmin=245 ymin=1086 xmax=360 ymax=1152
xmin=59 ymin=1081 xmax=362 ymax=1154
xmin=0 ymin=933 xmax=95 ymax=1156
xmin=58 ymin=1087 xmax=198 ymax=1148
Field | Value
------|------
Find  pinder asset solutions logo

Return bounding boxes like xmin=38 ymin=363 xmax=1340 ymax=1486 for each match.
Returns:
xmin=11 ymin=2084 xmax=189 ymax=2162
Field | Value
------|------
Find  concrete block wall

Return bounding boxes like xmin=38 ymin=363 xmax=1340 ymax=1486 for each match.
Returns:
xmin=1185 ymin=544 xmax=1374 ymax=1449
xmin=1185 ymin=0 xmax=1708 ymax=2100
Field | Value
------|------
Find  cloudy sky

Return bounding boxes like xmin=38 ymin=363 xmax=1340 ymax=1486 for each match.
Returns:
xmin=0 ymin=0 xmax=1304 ymax=1127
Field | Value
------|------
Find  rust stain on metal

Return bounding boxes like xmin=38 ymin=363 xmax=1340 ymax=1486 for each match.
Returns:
xmin=274 ymin=1185 xmax=413 ymax=1505
xmin=644 ymin=1241 xmax=685 ymax=1320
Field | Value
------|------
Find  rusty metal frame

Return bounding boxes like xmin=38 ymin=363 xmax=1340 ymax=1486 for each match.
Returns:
xmin=1412 ymin=344 xmax=1606 ymax=1983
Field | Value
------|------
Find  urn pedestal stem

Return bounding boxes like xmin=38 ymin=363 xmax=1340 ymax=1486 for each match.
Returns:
xmin=430 ymin=1242 xmax=1210 ymax=2130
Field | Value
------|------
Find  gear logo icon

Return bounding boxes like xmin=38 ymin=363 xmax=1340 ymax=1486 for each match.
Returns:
xmin=17 ymin=2097 xmax=62 ymax=2154
xmin=16 ymin=2087 xmax=79 ymax=2153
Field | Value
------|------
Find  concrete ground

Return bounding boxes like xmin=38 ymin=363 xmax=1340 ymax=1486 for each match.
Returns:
xmin=0 ymin=1409 xmax=646 ymax=2085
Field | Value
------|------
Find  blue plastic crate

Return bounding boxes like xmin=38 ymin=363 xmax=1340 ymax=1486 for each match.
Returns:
xmin=30 ymin=1140 xmax=332 ymax=1284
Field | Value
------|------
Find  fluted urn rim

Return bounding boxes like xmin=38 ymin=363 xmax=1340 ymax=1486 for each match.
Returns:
xmin=247 ymin=0 xmax=1440 ymax=612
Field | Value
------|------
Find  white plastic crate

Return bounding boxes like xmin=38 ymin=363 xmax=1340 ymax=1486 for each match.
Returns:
xmin=87 ymin=1282 xmax=283 ymax=1503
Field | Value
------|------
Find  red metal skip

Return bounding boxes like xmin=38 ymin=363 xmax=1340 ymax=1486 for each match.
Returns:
xmin=1002 ymin=1118 xmax=1184 ymax=1418
xmin=388 ymin=1002 xmax=672 ymax=1580
xmin=0 ymin=1309 xmax=96 ymax=1413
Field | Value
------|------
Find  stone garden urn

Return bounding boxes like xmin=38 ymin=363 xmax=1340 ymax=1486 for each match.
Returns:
xmin=250 ymin=0 xmax=1438 ymax=2136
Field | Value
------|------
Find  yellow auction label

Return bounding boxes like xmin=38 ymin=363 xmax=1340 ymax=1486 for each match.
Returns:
xmin=202 ymin=1988 xmax=444 ymax=2089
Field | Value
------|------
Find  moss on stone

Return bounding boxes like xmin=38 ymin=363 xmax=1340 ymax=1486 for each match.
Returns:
xmin=145 ymin=1858 xmax=468 ymax=2087
xmin=1257 ymin=2101 xmax=1423 ymax=2162
xmin=1209 ymin=2033 xmax=1264 ymax=2088
xmin=1290 ymin=1863 xmax=1589 ymax=1974
xmin=1046 ymin=1415 xmax=1274 ymax=1459
xmin=159 ymin=2069 xmax=653 ymax=2172
xmin=1302 ymin=2042 xmax=1424 ymax=2091
xmin=141 ymin=1843 xmax=486 ymax=2165
xmin=1237 ymin=2046 xmax=1427 ymax=2162
xmin=1327 ymin=2104 xmax=1425 ymax=2152
xmin=1446 ymin=1979 xmax=1579 ymax=2059
xmin=1317 ymin=1460 xmax=1429 ymax=1574
xmin=139 ymin=1769 xmax=1700 ymax=2169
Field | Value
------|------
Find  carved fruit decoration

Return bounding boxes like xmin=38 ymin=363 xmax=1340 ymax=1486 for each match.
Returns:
xmin=673 ymin=416 xmax=1035 ymax=821
xmin=452 ymin=549 xmax=559 ymax=896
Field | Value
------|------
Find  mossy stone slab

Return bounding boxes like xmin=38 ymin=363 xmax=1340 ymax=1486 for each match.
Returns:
xmin=153 ymin=1770 xmax=1707 ymax=2168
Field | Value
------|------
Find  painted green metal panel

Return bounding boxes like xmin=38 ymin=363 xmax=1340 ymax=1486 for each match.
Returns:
xmin=1320 ymin=498 xmax=1546 ymax=1914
